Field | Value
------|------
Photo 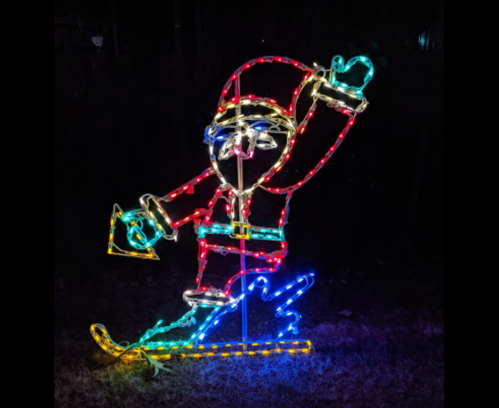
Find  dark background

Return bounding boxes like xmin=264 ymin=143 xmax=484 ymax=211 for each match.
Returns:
xmin=54 ymin=0 xmax=444 ymax=307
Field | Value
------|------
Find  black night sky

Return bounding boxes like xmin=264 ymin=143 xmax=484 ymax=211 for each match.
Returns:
xmin=54 ymin=1 xmax=444 ymax=406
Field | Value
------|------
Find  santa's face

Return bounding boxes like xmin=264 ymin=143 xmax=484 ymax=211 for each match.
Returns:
xmin=204 ymin=99 xmax=296 ymax=194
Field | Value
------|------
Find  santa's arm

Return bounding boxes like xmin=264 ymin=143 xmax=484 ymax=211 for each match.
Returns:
xmin=261 ymin=110 xmax=357 ymax=195
xmin=109 ymin=167 xmax=216 ymax=260
xmin=137 ymin=167 xmax=216 ymax=239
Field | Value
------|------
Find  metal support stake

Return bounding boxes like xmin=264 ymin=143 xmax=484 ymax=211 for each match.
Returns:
xmin=234 ymin=76 xmax=248 ymax=343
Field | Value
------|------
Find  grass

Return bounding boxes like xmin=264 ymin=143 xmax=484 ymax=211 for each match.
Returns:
xmin=54 ymin=263 xmax=444 ymax=408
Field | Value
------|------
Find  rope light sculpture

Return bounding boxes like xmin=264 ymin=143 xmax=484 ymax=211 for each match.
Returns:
xmin=91 ymin=55 xmax=374 ymax=366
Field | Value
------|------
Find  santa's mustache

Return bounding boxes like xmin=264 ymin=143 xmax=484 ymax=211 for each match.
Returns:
xmin=218 ymin=128 xmax=278 ymax=160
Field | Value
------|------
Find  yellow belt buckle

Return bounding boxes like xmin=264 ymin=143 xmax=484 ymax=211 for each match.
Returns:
xmin=231 ymin=221 xmax=251 ymax=240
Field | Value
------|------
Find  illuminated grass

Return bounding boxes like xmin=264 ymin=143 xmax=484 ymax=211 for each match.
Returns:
xmin=55 ymin=265 xmax=444 ymax=407
xmin=54 ymin=319 xmax=443 ymax=408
